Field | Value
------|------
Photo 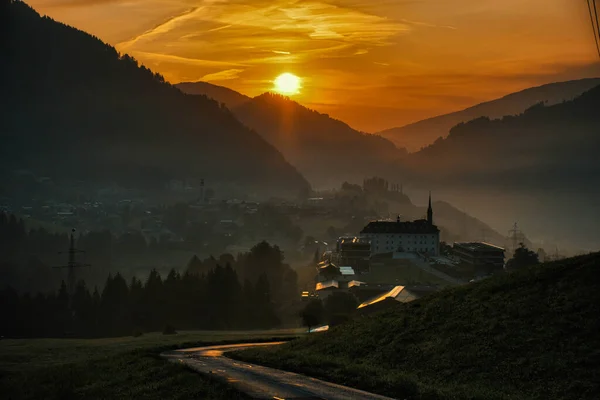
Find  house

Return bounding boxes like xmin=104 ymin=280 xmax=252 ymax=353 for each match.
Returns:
xmin=357 ymin=285 xmax=438 ymax=311
xmin=453 ymin=242 xmax=505 ymax=268
xmin=360 ymin=194 xmax=439 ymax=256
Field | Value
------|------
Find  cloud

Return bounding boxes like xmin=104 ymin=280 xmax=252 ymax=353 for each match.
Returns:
xmin=116 ymin=0 xmax=409 ymax=54
xmin=41 ymin=0 xmax=123 ymax=8
xmin=117 ymin=6 xmax=207 ymax=51
xmin=201 ymin=68 xmax=244 ymax=81
xmin=28 ymin=0 xmax=599 ymax=132
xmin=130 ymin=51 xmax=246 ymax=68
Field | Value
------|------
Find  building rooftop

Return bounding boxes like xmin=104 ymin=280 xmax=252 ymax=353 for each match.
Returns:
xmin=316 ymin=280 xmax=339 ymax=291
xmin=361 ymin=219 xmax=439 ymax=234
xmin=358 ymin=285 xmax=405 ymax=309
xmin=338 ymin=236 xmax=371 ymax=245
xmin=454 ymin=242 xmax=505 ymax=252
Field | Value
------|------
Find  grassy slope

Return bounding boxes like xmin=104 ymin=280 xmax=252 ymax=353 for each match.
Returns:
xmin=0 ymin=329 xmax=301 ymax=373
xmin=2 ymin=349 xmax=249 ymax=400
xmin=1 ymin=330 xmax=299 ymax=399
xmin=232 ymin=253 xmax=600 ymax=400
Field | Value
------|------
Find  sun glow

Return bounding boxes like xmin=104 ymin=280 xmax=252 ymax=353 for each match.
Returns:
xmin=273 ymin=73 xmax=301 ymax=95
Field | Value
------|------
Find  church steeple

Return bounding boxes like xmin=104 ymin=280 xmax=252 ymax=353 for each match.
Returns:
xmin=427 ymin=191 xmax=433 ymax=226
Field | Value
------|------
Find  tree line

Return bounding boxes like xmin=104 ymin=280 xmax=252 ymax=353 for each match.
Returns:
xmin=1 ymin=241 xmax=300 ymax=338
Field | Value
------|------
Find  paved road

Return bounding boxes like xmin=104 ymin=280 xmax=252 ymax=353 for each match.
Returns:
xmin=162 ymin=342 xmax=395 ymax=400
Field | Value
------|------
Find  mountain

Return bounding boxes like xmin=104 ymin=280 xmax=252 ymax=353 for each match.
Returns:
xmin=396 ymin=85 xmax=600 ymax=251
xmin=0 ymin=0 xmax=308 ymax=198
xmin=403 ymin=85 xmax=600 ymax=190
xmin=175 ymin=81 xmax=251 ymax=109
xmin=231 ymin=92 xmax=406 ymax=188
xmin=378 ymin=78 xmax=600 ymax=152
xmin=234 ymin=252 xmax=600 ymax=399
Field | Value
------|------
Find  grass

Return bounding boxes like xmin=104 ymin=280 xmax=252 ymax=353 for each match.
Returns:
xmin=2 ymin=347 xmax=249 ymax=400
xmin=0 ymin=329 xmax=301 ymax=373
xmin=231 ymin=253 xmax=600 ymax=400
xmin=1 ymin=329 xmax=300 ymax=399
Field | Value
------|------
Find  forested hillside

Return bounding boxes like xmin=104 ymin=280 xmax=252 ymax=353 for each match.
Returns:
xmin=379 ymin=78 xmax=600 ymax=152
xmin=176 ymin=81 xmax=251 ymax=109
xmin=233 ymin=93 xmax=406 ymax=188
xmin=0 ymin=0 xmax=308 ymax=197
xmin=403 ymin=85 xmax=600 ymax=192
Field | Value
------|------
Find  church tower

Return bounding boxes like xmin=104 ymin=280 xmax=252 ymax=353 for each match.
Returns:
xmin=427 ymin=192 xmax=433 ymax=226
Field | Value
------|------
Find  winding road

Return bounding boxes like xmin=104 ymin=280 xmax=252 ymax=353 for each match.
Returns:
xmin=162 ymin=342 xmax=394 ymax=400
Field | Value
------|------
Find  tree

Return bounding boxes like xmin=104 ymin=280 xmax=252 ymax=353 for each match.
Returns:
xmin=253 ymin=273 xmax=279 ymax=328
xmin=300 ymin=299 xmax=324 ymax=332
xmin=72 ymin=280 xmax=94 ymax=335
xmin=54 ymin=280 xmax=71 ymax=335
xmin=323 ymin=292 xmax=358 ymax=326
xmin=506 ymin=243 xmax=539 ymax=270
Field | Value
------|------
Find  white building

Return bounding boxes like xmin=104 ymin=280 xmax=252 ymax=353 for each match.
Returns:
xmin=359 ymin=194 xmax=440 ymax=256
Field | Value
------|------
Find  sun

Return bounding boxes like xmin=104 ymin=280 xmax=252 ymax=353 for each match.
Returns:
xmin=273 ymin=73 xmax=301 ymax=95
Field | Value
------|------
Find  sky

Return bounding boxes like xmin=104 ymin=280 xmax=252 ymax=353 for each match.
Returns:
xmin=28 ymin=0 xmax=600 ymax=132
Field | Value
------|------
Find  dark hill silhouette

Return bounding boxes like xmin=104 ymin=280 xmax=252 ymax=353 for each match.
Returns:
xmin=232 ymin=92 xmax=407 ymax=188
xmin=176 ymin=81 xmax=251 ymax=109
xmin=0 ymin=0 xmax=308 ymax=197
xmin=234 ymin=252 xmax=600 ymax=399
xmin=395 ymin=85 xmax=600 ymax=252
xmin=403 ymin=84 xmax=600 ymax=192
xmin=378 ymin=78 xmax=600 ymax=152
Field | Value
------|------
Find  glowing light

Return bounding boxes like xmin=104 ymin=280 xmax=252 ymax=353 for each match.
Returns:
xmin=273 ymin=72 xmax=301 ymax=95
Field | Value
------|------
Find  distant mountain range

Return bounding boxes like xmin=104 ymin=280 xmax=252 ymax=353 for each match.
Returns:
xmin=397 ymin=84 xmax=600 ymax=251
xmin=175 ymin=79 xmax=600 ymax=251
xmin=176 ymin=81 xmax=251 ymax=109
xmin=377 ymin=78 xmax=600 ymax=152
xmin=401 ymin=85 xmax=600 ymax=191
xmin=1 ymin=0 xmax=308 ymax=198
xmin=177 ymin=83 xmax=406 ymax=188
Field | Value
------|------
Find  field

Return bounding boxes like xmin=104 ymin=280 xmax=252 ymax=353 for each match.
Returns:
xmin=232 ymin=253 xmax=600 ymax=400
xmin=1 ymin=329 xmax=300 ymax=399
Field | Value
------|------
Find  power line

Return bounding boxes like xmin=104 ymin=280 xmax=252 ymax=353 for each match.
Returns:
xmin=588 ymin=0 xmax=600 ymax=58
xmin=53 ymin=228 xmax=90 ymax=298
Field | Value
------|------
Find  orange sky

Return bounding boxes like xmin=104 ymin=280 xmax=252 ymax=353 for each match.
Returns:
xmin=29 ymin=0 xmax=600 ymax=132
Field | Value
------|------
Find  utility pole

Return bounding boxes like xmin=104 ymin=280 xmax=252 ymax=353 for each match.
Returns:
xmin=508 ymin=222 xmax=522 ymax=255
xmin=587 ymin=0 xmax=600 ymax=58
xmin=54 ymin=228 xmax=90 ymax=298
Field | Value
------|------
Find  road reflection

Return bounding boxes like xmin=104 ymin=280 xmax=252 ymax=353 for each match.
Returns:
xmin=172 ymin=341 xmax=286 ymax=358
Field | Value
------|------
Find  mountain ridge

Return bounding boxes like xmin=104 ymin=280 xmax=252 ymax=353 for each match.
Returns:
xmin=378 ymin=78 xmax=600 ymax=152
xmin=1 ymin=0 xmax=309 ymax=198
xmin=175 ymin=81 xmax=251 ymax=109
xmin=231 ymin=92 xmax=407 ymax=188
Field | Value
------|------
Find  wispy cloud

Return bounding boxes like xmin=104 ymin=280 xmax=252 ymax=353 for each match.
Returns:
xmin=117 ymin=6 xmax=207 ymax=51
xmin=130 ymin=51 xmax=247 ymax=68
xmin=201 ymin=68 xmax=245 ymax=81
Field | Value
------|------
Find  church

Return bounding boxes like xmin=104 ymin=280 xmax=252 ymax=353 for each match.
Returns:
xmin=360 ymin=194 xmax=440 ymax=256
